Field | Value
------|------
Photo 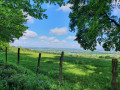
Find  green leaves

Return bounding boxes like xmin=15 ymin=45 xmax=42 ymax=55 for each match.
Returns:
xmin=0 ymin=0 xmax=65 ymax=44
xmin=0 ymin=4 xmax=28 ymax=43
xmin=69 ymin=0 xmax=120 ymax=51
xmin=0 ymin=63 xmax=51 ymax=90
xmin=0 ymin=41 xmax=9 ymax=50
xmin=1 ymin=0 xmax=64 ymax=20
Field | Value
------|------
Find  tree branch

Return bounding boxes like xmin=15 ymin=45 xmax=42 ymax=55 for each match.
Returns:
xmin=105 ymin=13 xmax=120 ymax=27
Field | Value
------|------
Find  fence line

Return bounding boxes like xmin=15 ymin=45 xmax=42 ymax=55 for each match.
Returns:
xmin=111 ymin=59 xmax=118 ymax=90
xmin=4 ymin=47 xmax=119 ymax=89
xmin=18 ymin=48 xmax=20 ymax=65
xmin=36 ymin=53 xmax=41 ymax=75
xmin=59 ymin=51 xmax=64 ymax=86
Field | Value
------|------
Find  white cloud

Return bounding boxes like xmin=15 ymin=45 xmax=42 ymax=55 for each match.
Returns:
xmin=39 ymin=36 xmax=66 ymax=44
xmin=10 ymin=40 xmax=80 ymax=49
xmin=39 ymin=36 xmax=59 ymax=43
xmin=22 ymin=11 xmax=34 ymax=24
xmin=21 ymin=30 xmax=38 ymax=40
xmin=50 ymin=27 xmax=67 ymax=36
xmin=78 ymin=2 xmax=88 ymax=7
xmin=51 ymin=39 xmax=59 ymax=43
xmin=39 ymin=36 xmax=48 ymax=41
xmin=11 ymin=37 xmax=103 ymax=50
xmin=13 ymin=38 xmax=19 ymax=41
xmin=39 ymin=36 xmax=56 ymax=41
xmin=96 ymin=43 xmax=103 ymax=50
xmin=66 ymin=36 xmax=76 ymax=40
xmin=57 ymin=4 xmax=72 ymax=12
xmin=61 ymin=40 xmax=66 ymax=43
xmin=27 ymin=15 xmax=34 ymax=24
xmin=48 ymin=37 xmax=56 ymax=41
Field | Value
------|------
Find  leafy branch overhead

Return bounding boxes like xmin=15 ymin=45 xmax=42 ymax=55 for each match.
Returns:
xmin=69 ymin=0 xmax=120 ymax=51
xmin=1 ymin=0 xmax=64 ymax=19
xmin=0 ymin=4 xmax=28 ymax=42
xmin=0 ymin=0 xmax=64 ymax=44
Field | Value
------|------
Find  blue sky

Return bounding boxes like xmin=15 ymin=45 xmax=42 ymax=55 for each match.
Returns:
xmin=10 ymin=3 xmax=81 ymax=49
xmin=10 ymin=1 xmax=120 ymax=50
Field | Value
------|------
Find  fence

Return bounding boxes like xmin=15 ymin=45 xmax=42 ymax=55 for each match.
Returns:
xmin=3 ymin=47 xmax=119 ymax=89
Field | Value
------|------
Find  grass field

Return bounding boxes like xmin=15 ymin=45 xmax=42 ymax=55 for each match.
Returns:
xmin=0 ymin=47 xmax=120 ymax=90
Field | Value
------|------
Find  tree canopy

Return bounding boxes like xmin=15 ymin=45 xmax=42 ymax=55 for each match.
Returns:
xmin=69 ymin=0 xmax=120 ymax=51
xmin=1 ymin=0 xmax=64 ymax=20
xmin=0 ymin=1 xmax=28 ymax=43
xmin=0 ymin=41 xmax=9 ymax=50
xmin=0 ymin=0 xmax=64 ymax=43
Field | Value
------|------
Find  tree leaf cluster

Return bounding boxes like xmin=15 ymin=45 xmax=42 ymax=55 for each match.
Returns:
xmin=0 ymin=0 xmax=64 ymax=46
xmin=69 ymin=0 xmax=120 ymax=51
xmin=1 ymin=0 xmax=64 ymax=20
xmin=0 ymin=2 xmax=28 ymax=43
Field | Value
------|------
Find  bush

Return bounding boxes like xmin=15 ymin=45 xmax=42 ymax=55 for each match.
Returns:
xmin=7 ymin=74 xmax=50 ymax=90
xmin=99 ymin=56 xmax=104 ymax=58
xmin=0 ymin=62 xmax=51 ymax=90
xmin=104 ymin=56 xmax=111 ymax=59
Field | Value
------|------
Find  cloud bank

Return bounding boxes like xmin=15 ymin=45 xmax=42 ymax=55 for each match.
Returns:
xmin=50 ymin=27 xmax=67 ymax=36
xmin=57 ymin=4 xmax=72 ymax=12
xmin=21 ymin=30 xmax=38 ymax=40
xmin=66 ymin=36 xmax=76 ymax=40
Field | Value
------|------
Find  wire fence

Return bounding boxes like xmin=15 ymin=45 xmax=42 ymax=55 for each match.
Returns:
xmin=0 ymin=48 xmax=120 ymax=90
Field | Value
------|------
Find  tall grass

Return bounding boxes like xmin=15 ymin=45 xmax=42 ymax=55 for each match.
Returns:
xmin=0 ymin=47 xmax=120 ymax=90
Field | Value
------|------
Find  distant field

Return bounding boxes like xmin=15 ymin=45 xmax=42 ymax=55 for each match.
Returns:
xmin=30 ymin=47 xmax=120 ymax=59
xmin=0 ymin=47 xmax=120 ymax=90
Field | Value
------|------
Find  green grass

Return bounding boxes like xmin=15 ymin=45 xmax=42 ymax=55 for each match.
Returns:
xmin=0 ymin=61 xmax=53 ymax=90
xmin=0 ymin=47 xmax=120 ymax=90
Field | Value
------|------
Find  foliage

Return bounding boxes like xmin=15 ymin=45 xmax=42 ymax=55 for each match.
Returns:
xmin=0 ymin=61 xmax=51 ymax=90
xmin=1 ymin=0 xmax=64 ymax=20
xmin=0 ymin=1 xmax=28 ymax=42
xmin=69 ymin=0 xmax=120 ymax=51
xmin=99 ymin=56 xmax=112 ymax=59
xmin=99 ymin=56 xmax=104 ymax=58
xmin=104 ymin=56 xmax=111 ymax=59
xmin=0 ymin=41 xmax=9 ymax=50
xmin=0 ymin=0 xmax=64 ymax=43
xmin=1 ymin=47 xmax=120 ymax=89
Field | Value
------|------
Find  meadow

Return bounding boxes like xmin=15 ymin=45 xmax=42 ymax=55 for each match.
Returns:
xmin=0 ymin=47 xmax=120 ymax=90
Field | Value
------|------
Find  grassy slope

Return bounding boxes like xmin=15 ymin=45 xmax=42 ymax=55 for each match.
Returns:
xmin=0 ymin=47 xmax=120 ymax=90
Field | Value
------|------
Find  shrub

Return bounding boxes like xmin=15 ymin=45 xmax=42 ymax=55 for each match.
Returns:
xmin=7 ymin=74 xmax=50 ymax=90
xmin=99 ymin=56 xmax=104 ymax=58
xmin=0 ymin=62 xmax=51 ymax=90
xmin=104 ymin=56 xmax=111 ymax=59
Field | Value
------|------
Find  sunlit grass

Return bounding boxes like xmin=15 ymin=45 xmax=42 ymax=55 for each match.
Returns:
xmin=0 ymin=48 xmax=120 ymax=90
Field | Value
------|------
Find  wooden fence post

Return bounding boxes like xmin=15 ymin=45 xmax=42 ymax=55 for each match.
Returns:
xmin=18 ymin=48 xmax=20 ymax=64
xmin=59 ymin=51 xmax=64 ymax=86
xmin=6 ymin=47 xmax=7 ymax=65
xmin=36 ymin=53 xmax=41 ymax=75
xmin=111 ymin=59 xmax=118 ymax=90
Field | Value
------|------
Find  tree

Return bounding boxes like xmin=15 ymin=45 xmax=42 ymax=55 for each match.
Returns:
xmin=1 ymin=0 xmax=64 ymax=20
xmin=0 ymin=41 xmax=9 ymax=50
xmin=0 ymin=0 xmax=64 ymax=43
xmin=68 ymin=0 xmax=120 ymax=51
xmin=0 ymin=2 xmax=28 ymax=43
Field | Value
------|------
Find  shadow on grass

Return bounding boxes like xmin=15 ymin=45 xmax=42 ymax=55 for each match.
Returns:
xmin=0 ymin=51 xmax=120 ymax=90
